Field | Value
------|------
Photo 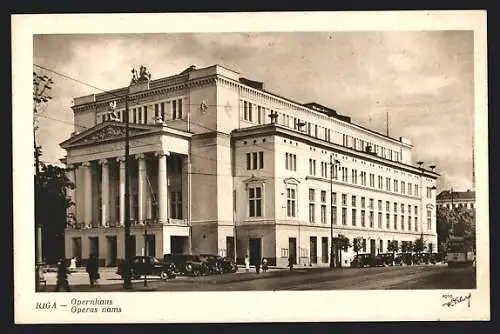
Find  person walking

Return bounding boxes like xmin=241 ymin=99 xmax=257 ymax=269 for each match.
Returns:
xmin=69 ymin=257 xmax=77 ymax=272
xmin=244 ymin=254 xmax=250 ymax=273
xmin=288 ymin=255 xmax=294 ymax=271
xmin=255 ymin=257 xmax=261 ymax=274
xmin=261 ymin=257 xmax=268 ymax=273
xmin=86 ymin=254 xmax=100 ymax=287
xmin=54 ymin=258 xmax=71 ymax=292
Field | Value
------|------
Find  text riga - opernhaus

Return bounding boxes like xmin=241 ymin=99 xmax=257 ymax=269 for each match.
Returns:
xmin=60 ymin=64 xmax=438 ymax=268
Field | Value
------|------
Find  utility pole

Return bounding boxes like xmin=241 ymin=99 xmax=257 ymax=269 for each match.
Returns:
xmin=329 ymin=156 xmax=339 ymax=268
xmin=123 ymin=93 xmax=132 ymax=289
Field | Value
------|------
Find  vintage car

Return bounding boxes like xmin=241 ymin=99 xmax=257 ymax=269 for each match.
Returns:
xmin=220 ymin=257 xmax=238 ymax=273
xmin=376 ymin=253 xmax=395 ymax=266
xmin=350 ymin=253 xmax=375 ymax=268
xmin=198 ymin=254 xmax=224 ymax=275
xmin=163 ymin=254 xmax=208 ymax=276
xmin=116 ymin=256 xmax=176 ymax=280
xmin=394 ymin=253 xmax=413 ymax=266
xmin=430 ymin=252 xmax=447 ymax=264
xmin=412 ymin=252 xmax=431 ymax=265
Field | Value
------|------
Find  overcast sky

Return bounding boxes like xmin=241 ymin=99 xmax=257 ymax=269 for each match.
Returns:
xmin=33 ymin=31 xmax=474 ymax=192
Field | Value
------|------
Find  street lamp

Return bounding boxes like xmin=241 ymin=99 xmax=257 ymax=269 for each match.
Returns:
xmin=329 ymin=156 xmax=340 ymax=268
xmin=143 ymin=219 xmax=149 ymax=287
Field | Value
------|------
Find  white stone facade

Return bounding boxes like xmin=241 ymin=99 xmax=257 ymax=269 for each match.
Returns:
xmin=61 ymin=64 xmax=438 ymax=267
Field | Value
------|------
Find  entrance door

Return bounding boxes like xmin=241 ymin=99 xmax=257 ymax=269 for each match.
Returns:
xmin=321 ymin=237 xmax=328 ymax=263
xmin=146 ymin=234 xmax=156 ymax=257
xmin=89 ymin=237 xmax=99 ymax=258
xmin=106 ymin=236 xmax=117 ymax=267
xmin=370 ymin=239 xmax=376 ymax=257
xmin=171 ymin=236 xmax=188 ymax=254
xmin=310 ymin=237 xmax=317 ymax=264
xmin=226 ymin=236 xmax=235 ymax=260
xmin=249 ymin=238 xmax=262 ymax=266
xmin=288 ymin=237 xmax=297 ymax=264
xmin=72 ymin=237 xmax=82 ymax=261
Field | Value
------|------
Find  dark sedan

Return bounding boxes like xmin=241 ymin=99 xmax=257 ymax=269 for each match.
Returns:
xmin=116 ymin=256 xmax=176 ymax=280
xmin=164 ymin=254 xmax=208 ymax=276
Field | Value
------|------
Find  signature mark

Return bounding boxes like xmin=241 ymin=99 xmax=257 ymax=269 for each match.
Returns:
xmin=441 ymin=292 xmax=471 ymax=308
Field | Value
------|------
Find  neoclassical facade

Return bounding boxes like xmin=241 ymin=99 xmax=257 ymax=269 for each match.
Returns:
xmin=62 ymin=64 xmax=438 ymax=267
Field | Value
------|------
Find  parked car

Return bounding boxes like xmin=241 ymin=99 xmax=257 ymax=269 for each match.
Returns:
xmin=116 ymin=256 xmax=176 ymax=280
xmin=376 ymin=253 xmax=395 ymax=266
xmin=198 ymin=254 xmax=224 ymax=275
xmin=394 ymin=253 xmax=413 ymax=266
xmin=429 ymin=252 xmax=447 ymax=264
xmin=350 ymin=253 xmax=375 ymax=268
xmin=412 ymin=252 xmax=431 ymax=265
xmin=220 ymin=257 xmax=238 ymax=273
xmin=163 ymin=254 xmax=208 ymax=276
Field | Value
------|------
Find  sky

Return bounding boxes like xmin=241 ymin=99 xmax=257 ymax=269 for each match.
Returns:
xmin=33 ymin=31 xmax=475 ymax=192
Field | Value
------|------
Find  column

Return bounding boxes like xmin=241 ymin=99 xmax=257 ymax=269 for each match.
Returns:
xmin=137 ymin=153 xmax=146 ymax=224
xmin=99 ymin=159 xmax=109 ymax=227
xmin=117 ymin=157 xmax=125 ymax=226
xmin=156 ymin=152 xmax=169 ymax=223
xmin=66 ymin=164 xmax=76 ymax=226
xmin=82 ymin=162 xmax=93 ymax=227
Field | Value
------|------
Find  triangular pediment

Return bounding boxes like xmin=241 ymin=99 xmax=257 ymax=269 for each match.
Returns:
xmin=283 ymin=177 xmax=300 ymax=185
xmin=60 ymin=121 xmax=157 ymax=148
xmin=243 ymin=174 xmax=267 ymax=184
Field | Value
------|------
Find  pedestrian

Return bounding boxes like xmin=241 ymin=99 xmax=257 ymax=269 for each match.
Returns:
xmin=288 ymin=255 xmax=294 ymax=271
xmin=69 ymin=257 xmax=77 ymax=272
xmin=86 ymin=253 xmax=100 ymax=287
xmin=54 ymin=258 xmax=71 ymax=292
xmin=261 ymin=257 xmax=268 ymax=272
xmin=244 ymin=254 xmax=250 ymax=273
xmin=255 ymin=257 xmax=261 ymax=274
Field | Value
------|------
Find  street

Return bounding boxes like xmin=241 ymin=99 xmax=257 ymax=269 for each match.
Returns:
xmin=42 ymin=265 xmax=476 ymax=292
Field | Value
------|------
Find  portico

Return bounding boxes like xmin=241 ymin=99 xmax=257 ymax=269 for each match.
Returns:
xmin=61 ymin=121 xmax=192 ymax=266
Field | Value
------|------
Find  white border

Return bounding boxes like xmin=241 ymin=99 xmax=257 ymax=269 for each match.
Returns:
xmin=12 ymin=11 xmax=489 ymax=323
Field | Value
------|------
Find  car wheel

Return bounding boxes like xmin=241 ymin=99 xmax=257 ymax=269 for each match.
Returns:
xmin=160 ymin=271 xmax=169 ymax=280
xmin=192 ymin=268 xmax=200 ymax=277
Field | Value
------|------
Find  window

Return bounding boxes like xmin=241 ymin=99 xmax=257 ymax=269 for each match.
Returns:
xmin=394 ymin=180 xmax=399 ymax=192
xmin=427 ymin=210 xmax=432 ymax=229
xmin=252 ymin=152 xmax=258 ymax=169
xmin=408 ymin=216 xmax=412 ymax=231
xmin=248 ymin=187 xmax=262 ymax=217
xmin=172 ymin=99 xmax=183 ymax=120
xmin=361 ymin=210 xmax=366 ymax=227
xmin=362 ymin=239 xmax=367 ymax=252
xmin=170 ymin=191 xmax=182 ymax=219
xmin=408 ymin=205 xmax=412 ymax=215
xmin=401 ymin=181 xmax=405 ymax=194
xmin=351 ymin=196 xmax=357 ymax=207
xmin=285 ymin=153 xmax=297 ymax=171
xmin=414 ymin=206 xmax=418 ymax=215
xmin=309 ymin=189 xmax=316 ymax=223
xmin=342 ymin=207 xmax=347 ymax=225
xmin=408 ymin=183 xmax=413 ymax=195
xmin=259 ymin=152 xmax=264 ymax=169
xmin=369 ymin=173 xmax=375 ymax=187
xmin=361 ymin=197 xmax=366 ymax=208
xmin=309 ymin=159 xmax=316 ymax=176
xmin=378 ymin=175 xmax=383 ymax=189
xmin=247 ymin=152 xmax=264 ymax=170
xmin=427 ymin=187 xmax=432 ymax=199
xmin=415 ymin=217 xmax=418 ymax=231
xmin=393 ymin=214 xmax=398 ymax=230
xmin=352 ymin=209 xmax=357 ymax=226
xmin=332 ymin=205 xmax=337 ymax=225
xmin=360 ymin=171 xmax=367 ymax=186
xmin=401 ymin=216 xmax=405 ymax=230
xmin=401 ymin=204 xmax=405 ymax=214
xmin=386 ymin=177 xmax=391 ymax=191
xmin=257 ymin=106 xmax=262 ymax=124
xmin=386 ymin=213 xmax=390 ymax=229
xmin=386 ymin=201 xmax=390 ymax=211
xmin=321 ymin=190 xmax=326 ymax=203
xmin=369 ymin=211 xmax=374 ymax=228
xmin=321 ymin=205 xmax=327 ymax=224
xmin=332 ymin=192 xmax=337 ymax=205
xmin=342 ymin=167 xmax=348 ymax=182
xmin=352 ymin=169 xmax=358 ymax=184
xmin=286 ymin=188 xmax=296 ymax=217
xmin=394 ymin=202 xmax=398 ymax=213
xmin=378 ymin=200 xmax=382 ymax=211
xmin=378 ymin=212 xmax=382 ymax=228
xmin=248 ymin=103 xmax=253 ymax=122
xmin=342 ymin=194 xmax=347 ymax=206
xmin=415 ymin=184 xmax=419 ymax=197
xmin=369 ymin=198 xmax=374 ymax=210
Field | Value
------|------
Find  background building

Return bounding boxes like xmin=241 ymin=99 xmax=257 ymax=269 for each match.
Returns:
xmin=437 ymin=189 xmax=475 ymax=210
xmin=62 ymin=64 xmax=439 ymax=267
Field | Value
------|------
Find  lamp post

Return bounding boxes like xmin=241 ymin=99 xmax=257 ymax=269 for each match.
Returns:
xmin=143 ymin=219 xmax=148 ymax=287
xmin=329 ymin=156 xmax=340 ymax=268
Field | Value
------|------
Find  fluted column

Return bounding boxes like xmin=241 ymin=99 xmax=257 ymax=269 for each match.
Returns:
xmin=66 ymin=164 xmax=76 ymax=225
xmin=99 ymin=159 xmax=109 ymax=227
xmin=82 ymin=162 xmax=93 ymax=227
xmin=117 ymin=157 xmax=125 ymax=226
xmin=136 ymin=153 xmax=146 ymax=224
xmin=156 ymin=151 xmax=169 ymax=223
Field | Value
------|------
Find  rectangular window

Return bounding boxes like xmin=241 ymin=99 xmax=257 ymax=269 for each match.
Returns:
xmin=259 ymin=152 xmax=264 ymax=169
xmin=408 ymin=183 xmax=413 ymax=195
xmin=401 ymin=204 xmax=405 ymax=214
xmin=246 ymin=153 xmax=251 ymax=170
xmin=172 ymin=100 xmax=177 ymax=120
xmin=252 ymin=152 xmax=258 ymax=170
xmin=415 ymin=184 xmax=419 ymax=197
xmin=332 ymin=192 xmax=337 ymax=205
xmin=321 ymin=205 xmax=326 ymax=224
xmin=361 ymin=197 xmax=366 ymax=208
xmin=408 ymin=205 xmax=412 ymax=215
xmin=362 ymin=239 xmax=367 ymax=252
xmin=243 ymin=101 xmax=248 ymax=120
xmin=178 ymin=99 xmax=182 ymax=119
xmin=401 ymin=181 xmax=406 ymax=194
xmin=361 ymin=210 xmax=366 ymax=227
xmin=378 ymin=200 xmax=382 ymax=211
xmin=321 ymin=190 xmax=326 ymax=203
xmin=369 ymin=198 xmax=374 ymax=210
xmin=427 ymin=210 xmax=432 ymax=229
xmin=394 ymin=214 xmax=398 ymax=230
xmin=342 ymin=194 xmax=347 ymax=206
xmin=170 ymin=191 xmax=182 ymax=219
xmin=309 ymin=203 xmax=315 ymax=223
xmin=351 ymin=196 xmax=356 ymax=207
xmin=257 ymin=106 xmax=262 ymax=124
xmin=401 ymin=216 xmax=405 ymax=230
xmin=285 ymin=153 xmax=289 ymax=170
xmin=415 ymin=217 xmax=418 ymax=231
xmin=386 ymin=201 xmax=390 ymax=211
xmin=386 ymin=213 xmax=390 ymax=229
xmin=248 ymin=103 xmax=253 ymax=122
xmin=427 ymin=187 xmax=432 ymax=199
xmin=369 ymin=174 xmax=375 ymax=187
xmin=342 ymin=167 xmax=348 ymax=182
xmin=248 ymin=187 xmax=262 ymax=217
xmin=332 ymin=205 xmax=337 ymax=225
xmin=378 ymin=212 xmax=382 ymax=229
xmin=360 ymin=171 xmax=367 ymax=186
xmin=332 ymin=164 xmax=338 ymax=180
xmin=415 ymin=206 xmax=418 ymax=215
xmin=286 ymin=188 xmax=296 ymax=217
xmin=352 ymin=169 xmax=358 ymax=184
xmin=352 ymin=209 xmax=357 ymax=226
xmin=386 ymin=177 xmax=391 ymax=191
xmin=378 ymin=175 xmax=383 ymax=189
xmin=369 ymin=211 xmax=374 ymax=228
xmin=394 ymin=202 xmax=398 ymax=213
xmin=408 ymin=216 xmax=412 ymax=231
xmin=394 ymin=180 xmax=399 ymax=192
xmin=342 ymin=207 xmax=347 ymax=225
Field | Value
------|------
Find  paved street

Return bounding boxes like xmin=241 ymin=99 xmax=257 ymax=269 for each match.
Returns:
xmin=42 ymin=265 xmax=475 ymax=292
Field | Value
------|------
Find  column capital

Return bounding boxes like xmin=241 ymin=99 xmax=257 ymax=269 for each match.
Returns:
xmin=154 ymin=151 xmax=170 ymax=157
xmin=116 ymin=156 xmax=126 ymax=163
xmin=98 ymin=159 xmax=109 ymax=165
xmin=135 ymin=153 xmax=145 ymax=160
xmin=81 ymin=161 xmax=92 ymax=167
